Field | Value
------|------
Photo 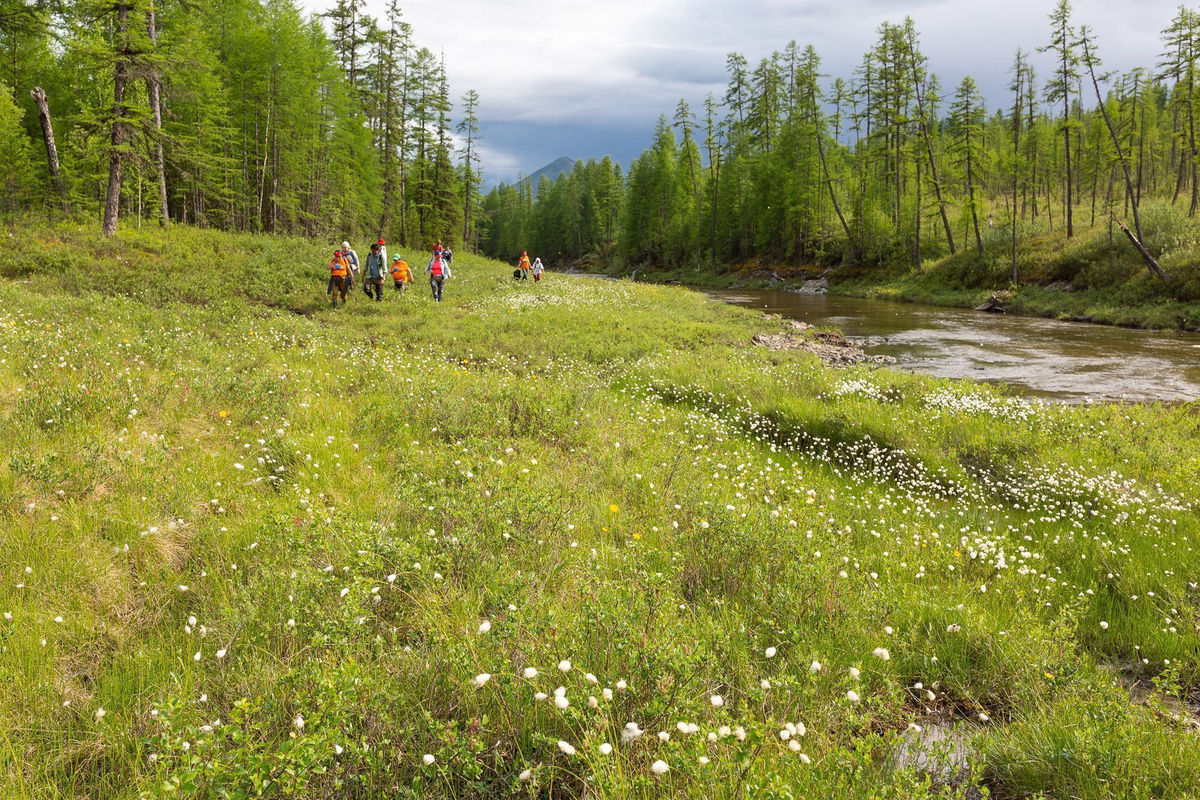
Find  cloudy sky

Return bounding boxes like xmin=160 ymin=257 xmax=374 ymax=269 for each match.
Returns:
xmin=304 ymin=0 xmax=1183 ymax=183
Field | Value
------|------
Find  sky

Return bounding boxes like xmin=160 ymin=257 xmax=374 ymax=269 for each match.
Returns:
xmin=303 ymin=0 xmax=1184 ymax=184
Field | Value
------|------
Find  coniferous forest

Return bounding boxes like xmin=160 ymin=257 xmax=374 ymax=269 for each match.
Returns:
xmin=480 ymin=2 xmax=1200 ymax=298
xmin=0 ymin=0 xmax=481 ymax=246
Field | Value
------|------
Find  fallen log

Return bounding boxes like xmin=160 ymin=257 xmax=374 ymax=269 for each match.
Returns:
xmin=975 ymin=295 xmax=1006 ymax=313
xmin=1112 ymin=213 xmax=1171 ymax=283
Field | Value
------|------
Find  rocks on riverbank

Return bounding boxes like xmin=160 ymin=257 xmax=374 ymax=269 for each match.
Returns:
xmin=754 ymin=318 xmax=897 ymax=366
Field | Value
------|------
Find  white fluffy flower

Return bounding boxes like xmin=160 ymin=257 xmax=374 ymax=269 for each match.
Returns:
xmin=710 ymin=694 xmax=724 ymax=707
xmin=557 ymin=659 xmax=572 ymax=673
xmin=478 ymin=620 xmax=491 ymax=634
xmin=293 ymin=714 xmax=304 ymax=730
xmin=523 ymin=667 xmax=538 ymax=679
xmin=557 ymin=740 xmax=576 ymax=756
xmin=765 ymin=646 xmax=777 ymax=658
xmin=650 ymin=759 xmax=670 ymax=775
xmin=809 ymin=660 xmax=822 ymax=674
xmin=599 ymin=742 xmax=613 ymax=755
xmin=474 ymin=673 xmax=492 ymax=688
xmin=872 ymin=648 xmax=890 ymax=661
xmin=422 ymin=753 xmax=435 ymax=765
xmin=846 ymin=690 xmax=861 ymax=703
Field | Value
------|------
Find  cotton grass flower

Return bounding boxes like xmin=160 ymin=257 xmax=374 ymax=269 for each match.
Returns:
xmin=650 ymin=759 xmax=670 ymax=775
xmin=1100 ymin=621 xmax=1109 ymax=630
xmin=809 ymin=660 xmax=822 ymax=673
xmin=478 ymin=620 xmax=491 ymax=634
xmin=519 ymin=769 xmax=532 ymax=781
xmin=599 ymin=742 xmax=613 ymax=755
xmin=872 ymin=647 xmax=890 ymax=660
xmin=710 ymin=694 xmax=724 ymax=707
xmin=556 ymin=740 xmax=576 ymax=756
xmin=557 ymin=659 xmax=571 ymax=673
xmin=293 ymin=714 xmax=304 ymax=731
xmin=422 ymin=753 xmax=435 ymax=765
xmin=765 ymin=646 xmax=777 ymax=658
xmin=474 ymin=673 xmax=492 ymax=688
xmin=523 ymin=667 xmax=538 ymax=679
xmin=846 ymin=690 xmax=861 ymax=703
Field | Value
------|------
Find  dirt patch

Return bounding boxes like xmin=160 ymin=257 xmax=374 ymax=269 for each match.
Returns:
xmin=1114 ymin=670 xmax=1200 ymax=731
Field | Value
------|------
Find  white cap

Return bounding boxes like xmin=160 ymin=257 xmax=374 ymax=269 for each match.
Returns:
xmin=342 ymin=241 xmax=350 ymax=250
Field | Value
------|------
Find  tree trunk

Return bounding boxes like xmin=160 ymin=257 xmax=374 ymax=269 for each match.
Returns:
xmin=103 ymin=3 xmax=132 ymax=237
xmin=146 ymin=2 xmax=169 ymax=225
xmin=907 ymin=39 xmax=955 ymax=255
xmin=30 ymin=86 xmax=69 ymax=214
xmin=1113 ymin=215 xmax=1170 ymax=282
xmin=1083 ymin=39 xmax=1169 ymax=281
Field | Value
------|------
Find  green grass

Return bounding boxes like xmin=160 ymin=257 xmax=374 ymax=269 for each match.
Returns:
xmin=2 ymin=222 xmax=1199 ymax=799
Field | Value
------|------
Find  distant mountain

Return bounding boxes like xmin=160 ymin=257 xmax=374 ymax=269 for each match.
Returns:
xmin=525 ymin=157 xmax=575 ymax=194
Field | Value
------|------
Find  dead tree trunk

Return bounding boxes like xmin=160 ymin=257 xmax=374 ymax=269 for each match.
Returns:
xmin=1082 ymin=36 xmax=1170 ymax=282
xmin=1113 ymin=215 xmax=1170 ymax=282
xmin=147 ymin=1 xmax=169 ymax=226
xmin=30 ymin=86 xmax=69 ymax=214
xmin=103 ymin=3 xmax=132 ymax=237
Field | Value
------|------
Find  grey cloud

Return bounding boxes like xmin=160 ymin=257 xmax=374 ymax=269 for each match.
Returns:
xmin=311 ymin=0 xmax=1191 ymax=179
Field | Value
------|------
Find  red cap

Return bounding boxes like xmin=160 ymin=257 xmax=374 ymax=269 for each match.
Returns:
xmin=378 ymin=238 xmax=385 ymax=244
xmin=334 ymin=250 xmax=341 ymax=256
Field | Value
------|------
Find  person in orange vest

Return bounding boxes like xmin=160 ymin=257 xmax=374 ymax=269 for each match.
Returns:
xmin=390 ymin=254 xmax=412 ymax=293
xmin=517 ymin=251 xmax=531 ymax=280
xmin=426 ymin=250 xmax=451 ymax=302
xmin=327 ymin=249 xmax=350 ymax=308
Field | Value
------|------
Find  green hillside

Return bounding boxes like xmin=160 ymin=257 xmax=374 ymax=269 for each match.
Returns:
xmin=2 ymin=224 xmax=1199 ymax=799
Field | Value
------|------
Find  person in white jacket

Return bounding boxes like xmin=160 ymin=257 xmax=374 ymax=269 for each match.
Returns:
xmin=532 ymin=258 xmax=545 ymax=282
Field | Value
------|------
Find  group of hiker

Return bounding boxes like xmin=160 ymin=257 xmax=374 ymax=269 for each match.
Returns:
xmin=326 ymin=239 xmax=453 ymax=307
xmin=515 ymin=251 xmax=545 ymax=282
xmin=326 ymin=240 xmax=550 ymax=308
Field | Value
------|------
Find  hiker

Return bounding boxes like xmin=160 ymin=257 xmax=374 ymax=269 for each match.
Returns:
xmin=327 ymin=249 xmax=350 ymax=308
xmin=532 ymin=257 xmax=545 ymax=282
xmin=342 ymin=240 xmax=360 ymax=292
xmin=426 ymin=250 xmax=451 ymax=302
xmin=377 ymin=238 xmax=388 ymax=265
xmin=364 ymin=242 xmax=386 ymax=301
xmin=390 ymin=254 xmax=412 ymax=293
xmin=442 ymin=246 xmax=454 ymax=265
xmin=518 ymin=251 xmax=531 ymax=280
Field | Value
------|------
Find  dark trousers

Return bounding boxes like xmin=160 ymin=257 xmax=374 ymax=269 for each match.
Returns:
xmin=367 ymin=278 xmax=383 ymax=300
xmin=329 ymin=275 xmax=347 ymax=305
xmin=430 ymin=276 xmax=444 ymax=301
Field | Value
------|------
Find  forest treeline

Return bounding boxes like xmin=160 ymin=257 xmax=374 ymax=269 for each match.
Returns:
xmin=0 ymin=0 xmax=481 ymax=245
xmin=480 ymin=2 xmax=1200 ymax=287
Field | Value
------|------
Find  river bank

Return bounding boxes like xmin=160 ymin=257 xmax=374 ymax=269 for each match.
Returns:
xmin=576 ymin=261 xmax=1200 ymax=332
xmin=4 ymin=224 xmax=1200 ymax=799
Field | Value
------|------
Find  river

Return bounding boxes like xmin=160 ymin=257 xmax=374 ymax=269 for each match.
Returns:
xmin=704 ymin=288 xmax=1200 ymax=403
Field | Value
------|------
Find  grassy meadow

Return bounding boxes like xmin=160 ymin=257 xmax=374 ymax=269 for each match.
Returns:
xmin=2 ymin=223 xmax=1199 ymax=799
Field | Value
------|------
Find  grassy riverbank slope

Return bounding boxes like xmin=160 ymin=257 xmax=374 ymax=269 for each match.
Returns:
xmin=590 ymin=202 xmax=1200 ymax=331
xmin=2 ymin=223 xmax=1200 ymax=799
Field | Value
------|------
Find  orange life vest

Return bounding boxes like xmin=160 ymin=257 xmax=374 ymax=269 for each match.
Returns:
xmin=391 ymin=261 xmax=411 ymax=282
xmin=329 ymin=256 xmax=348 ymax=277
